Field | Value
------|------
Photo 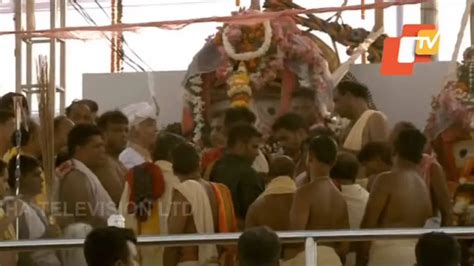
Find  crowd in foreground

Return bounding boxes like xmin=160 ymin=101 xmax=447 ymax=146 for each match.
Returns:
xmin=83 ymin=226 xmax=461 ymax=266
xmin=0 ymin=80 xmax=462 ymax=266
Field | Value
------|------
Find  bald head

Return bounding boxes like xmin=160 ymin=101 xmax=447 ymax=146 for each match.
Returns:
xmin=269 ymin=155 xmax=295 ymax=178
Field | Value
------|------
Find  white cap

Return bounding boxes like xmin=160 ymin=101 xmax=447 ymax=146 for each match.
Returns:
xmin=122 ymin=102 xmax=157 ymax=127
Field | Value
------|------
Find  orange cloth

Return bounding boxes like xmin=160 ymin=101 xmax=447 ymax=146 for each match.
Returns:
xmin=201 ymin=148 xmax=224 ymax=180
xmin=211 ymin=183 xmax=237 ymax=266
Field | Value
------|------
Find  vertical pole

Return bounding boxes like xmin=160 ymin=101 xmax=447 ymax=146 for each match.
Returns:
xmin=14 ymin=0 xmax=22 ymax=94
xmin=470 ymin=1 xmax=474 ymax=45
xmin=375 ymin=0 xmax=384 ymax=31
xmin=421 ymin=0 xmax=439 ymax=61
xmin=26 ymin=1 xmax=33 ymax=104
xmin=396 ymin=4 xmax=404 ymax=36
xmin=305 ymin=237 xmax=316 ymax=266
xmin=59 ymin=0 xmax=66 ymax=114
xmin=111 ymin=0 xmax=117 ymax=73
xmin=50 ymin=0 xmax=57 ymax=115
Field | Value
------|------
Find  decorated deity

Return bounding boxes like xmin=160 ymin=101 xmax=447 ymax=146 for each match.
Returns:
xmin=181 ymin=2 xmax=385 ymax=143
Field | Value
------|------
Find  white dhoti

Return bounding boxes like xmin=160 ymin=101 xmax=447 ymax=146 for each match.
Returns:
xmin=368 ymin=239 xmax=417 ymax=266
xmin=282 ymin=246 xmax=342 ymax=266
xmin=174 ymin=180 xmax=218 ymax=266
xmin=60 ymin=223 xmax=93 ymax=266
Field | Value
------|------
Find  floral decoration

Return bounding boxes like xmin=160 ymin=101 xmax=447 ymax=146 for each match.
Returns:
xmin=184 ymin=75 xmax=205 ymax=143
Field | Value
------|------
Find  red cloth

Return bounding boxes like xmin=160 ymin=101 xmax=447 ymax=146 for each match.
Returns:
xmin=126 ymin=163 xmax=165 ymax=221
xmin=201 ymin=147 xmax=225 ymax=172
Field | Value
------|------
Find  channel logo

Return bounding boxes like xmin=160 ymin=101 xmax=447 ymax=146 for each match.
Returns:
xmin=381 ymin=24 xmax=440 ymax=76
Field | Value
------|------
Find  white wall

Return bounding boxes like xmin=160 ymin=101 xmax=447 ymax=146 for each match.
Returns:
xmin=83 ymin=62 xmax=450 ymax=129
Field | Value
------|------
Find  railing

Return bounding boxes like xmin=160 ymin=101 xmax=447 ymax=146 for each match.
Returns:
xmin=2 ymin=227 xmax=474 ymax=265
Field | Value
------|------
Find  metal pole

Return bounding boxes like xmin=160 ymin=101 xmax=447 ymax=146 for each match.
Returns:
xmin=305 ymin=237 xmax=316 ymax=266
xmin=1 ymin=227 xmax=474 ymax=251
xmin=14 ymin=0 xmax=22 ymax=94
xmin=50 ymin=0 xmax=57 ymax=115
xmin=59 ymin=0 xmax=66 ymax=114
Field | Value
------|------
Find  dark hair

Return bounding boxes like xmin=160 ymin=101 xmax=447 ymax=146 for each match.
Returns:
xmin=84 ymin=226 xmax=137 ymax=266
xmin=10 ymin=119 xmax=38 ymax=147
xmin=309 ymin=125 xmax=338 ymax=143
xmin=153 ymin=132 xmax=186 ymax=162
xmin=7 ymin=155 xmax=41 ymax=189
xmin=79 ymin=99 xmax=99 ymax=113
xmin=227 ymin=124 xmax=262 ymax=148
xmin=0 ymin=109 xmax=14 ymax=124
xmin=172 ymin=143 xmax=200 ymax=176
xmin=272 ymin=113 xmax=306 ymax=132
xmin=163 ymin=122 xmax=183 ymax=136
xmin=65 ymin=100 xmax=90 ymax=116
xmin=330 ymin=152 xmax=360 ymax=182
xmin=309 ymin=135 xmax=338 ymax=165
xmin=394 ymin=128 xmax=426 ymax=164
xmin=238 ymin=227 xmax=281 ymax=266
xmin=224 ymin=107 xmax=256 ymax=128
xmin=291 ymin=88 xmax=315 ymax=100
xmin=67 ymin=124 xmax=103 ymax=156
xmin=358 ymin=141 xmax=393 ymax=165
xmin=415 ymin=232 xmax=460 ymax=266
xmin=336 ymin=81 xmax=370 ymax=101
xmin=0 ymin=92 xmax=29 ymax=113
xmin=97 ymin=110 xmax=128 ymax=131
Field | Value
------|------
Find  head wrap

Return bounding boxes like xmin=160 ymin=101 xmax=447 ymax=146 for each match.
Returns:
xmin=122 ymin=102 xmax=157 ymax=128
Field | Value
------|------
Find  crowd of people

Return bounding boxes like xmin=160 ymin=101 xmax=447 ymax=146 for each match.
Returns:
xmin=0 ymin=80 xmax=461 ymax=266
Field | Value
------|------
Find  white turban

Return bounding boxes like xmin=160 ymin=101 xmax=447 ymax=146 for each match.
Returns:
xmin=122 ymin=102 xmax=157 ymax=127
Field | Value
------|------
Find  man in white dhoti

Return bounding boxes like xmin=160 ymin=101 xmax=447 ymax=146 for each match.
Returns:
xmin=119 ymin=102 xmax=158 ymax=170
xmin=330 ymin=152 xmax=369 ymax=266
xmin=164 ymin=143 xmax=218 ymax=266
xmin=333 ymin=81 xmax=389 ymax=153
xmin=358 ymin=128 xmax=433 ymax=266
xmin=119 ymin=132 xmax=185 ymax=266
xmin=8 ymin=155 xmax=61 ymax=266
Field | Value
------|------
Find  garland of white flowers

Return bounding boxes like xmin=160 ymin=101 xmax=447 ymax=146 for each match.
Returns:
xmin=185 ymin=76 xmax=205 ymax=143
xmin=222 ymin=20 xmax=273 ymax=61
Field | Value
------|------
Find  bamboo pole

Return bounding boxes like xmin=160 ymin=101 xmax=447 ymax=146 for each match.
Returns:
xmin=375 ymin=0 xmax=384 ymax=31
xmin=421 ymin=0 xmax=438 ymax=60
xmin=471 ymin=2 xmax=474 ymax=45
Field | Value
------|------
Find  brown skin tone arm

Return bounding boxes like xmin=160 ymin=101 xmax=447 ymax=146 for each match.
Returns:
xmin=366 ymin=113 xmax=389 ymax=143
xmin=289 ymin=189 xmax=310 ymax=231
xmin=60 ymin=172 xmax=105 ymax=228
xmin=335 ymin=202 xmax=351 ymax=260
xmin=430 ymin=162 xmax=453 ymax=226
xmin=357 ymin=175 xmax=390 ymax=266
xmin=244 ymin=201 xmax=259 ymax=229
xmin=164 ymin=191 xmax=191 ymax=266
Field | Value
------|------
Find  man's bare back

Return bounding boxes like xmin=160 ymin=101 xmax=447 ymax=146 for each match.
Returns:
xmin=291 ymin=178 xmax=349 ymax=258
xmin=362 ymin=169 xmax=432 ymax=229
xmin=246 ymin=194 xmax=293 ymax=230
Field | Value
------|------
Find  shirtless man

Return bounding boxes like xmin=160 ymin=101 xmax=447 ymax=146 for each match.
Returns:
xmin=389 ymin=121 xmax=453 ymax=226
xmin=357 ymin=141 xmax=393 ymax=191
xmin=357 ymin=128 xmax=433 ymax=266
xmin=333 ymin=81 xmax=389 ymax=153
xmin=164 ymin=143 xmax=219 ymax=266
xmin=246 ymin=155 xmax=296 ymax=260
xmin=289 ymin=135 xmax=349 ymax=265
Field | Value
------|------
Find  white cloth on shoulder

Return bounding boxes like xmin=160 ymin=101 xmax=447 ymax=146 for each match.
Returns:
xmin=174 ymin=180 xmax=218 ymax=266
xmin=343 ymin=110 xmax=384 ymax=151
xmin=73 ymin=159 xmax=118 ymax=220
xmin=282 ymin=246 xmax=342 ymax=266
xmin=60 ymin=223 xmax=93 ymax=266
